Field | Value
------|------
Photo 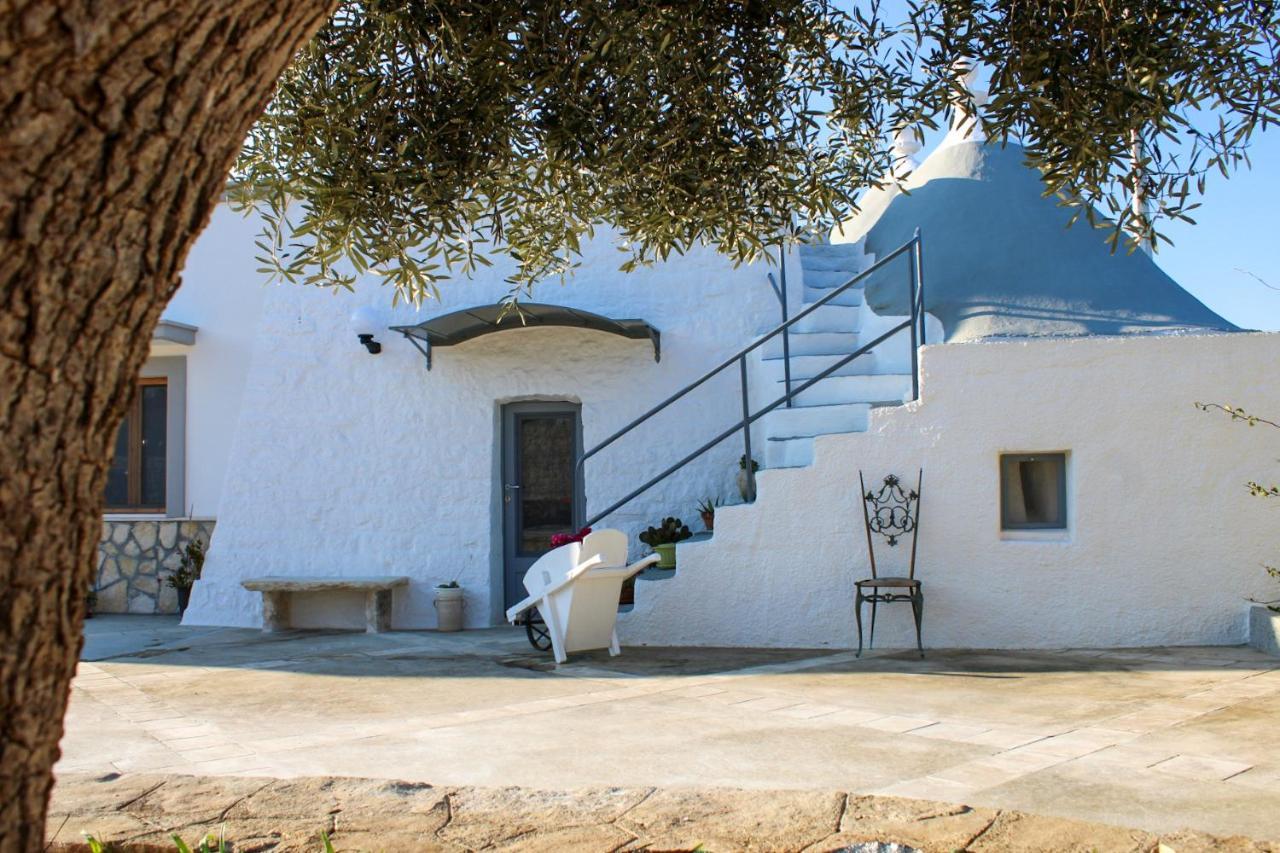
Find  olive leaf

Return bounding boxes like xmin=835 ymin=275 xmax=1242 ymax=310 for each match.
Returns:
xmin=230 ymin=0 xmax=1280 ymax=304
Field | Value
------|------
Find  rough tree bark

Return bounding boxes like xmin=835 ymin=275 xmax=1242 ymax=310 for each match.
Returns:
xmin=0 ymin=2 xmax=334 ymax=847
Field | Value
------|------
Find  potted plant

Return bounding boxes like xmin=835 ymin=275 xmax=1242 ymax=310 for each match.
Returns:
xmin=696 ymin=497 xmax=719 ymax=532
xmin=164 ymin=537 xmax=206 ymax=617
xmin=638 ymin=517 xmax=692 ymax=570
xmin=737 ymin=454 xmax=759 ymax=502
xmin=549 ymin=526 xmax=592 ymax=548
xmin=434 ymin=580 xmax=465 ymax=632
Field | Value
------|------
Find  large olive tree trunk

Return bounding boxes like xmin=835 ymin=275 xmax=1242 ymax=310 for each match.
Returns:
xmin=0 ymin=3 xmax=333 ymax=847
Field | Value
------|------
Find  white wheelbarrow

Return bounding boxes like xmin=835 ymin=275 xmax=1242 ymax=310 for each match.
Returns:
xmin=505 ymin=529 xmax=658 ymax=664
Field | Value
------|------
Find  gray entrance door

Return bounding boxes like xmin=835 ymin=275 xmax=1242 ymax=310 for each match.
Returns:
xmin=501 ymin=402 xmax=582 ymax=609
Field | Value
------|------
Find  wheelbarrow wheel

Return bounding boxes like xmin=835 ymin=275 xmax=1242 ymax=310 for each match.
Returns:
xmin=524 ymin=610 xmax=552 ymax=652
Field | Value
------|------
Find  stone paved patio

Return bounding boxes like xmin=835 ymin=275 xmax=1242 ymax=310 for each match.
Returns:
xmin=53 ymin=616 xmax=1280 ymax=846
xmin=48 ymin=773 xmax=1278 ymax=851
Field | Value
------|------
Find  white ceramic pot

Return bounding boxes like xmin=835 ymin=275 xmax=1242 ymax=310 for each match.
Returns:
xmin=434 ymin=586 xmax=465 ymax=632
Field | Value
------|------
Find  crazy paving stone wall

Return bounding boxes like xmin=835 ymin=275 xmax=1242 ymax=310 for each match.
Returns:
xmin=96 ymin=520 xmax=215 ymax=614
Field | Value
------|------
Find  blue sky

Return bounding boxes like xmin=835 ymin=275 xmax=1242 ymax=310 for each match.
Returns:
xmin=1154 ymin=128 xmax=1280 ymax=330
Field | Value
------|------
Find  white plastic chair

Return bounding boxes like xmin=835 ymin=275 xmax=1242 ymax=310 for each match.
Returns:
xmin=505 ymin=529 xmax=659 ymax=664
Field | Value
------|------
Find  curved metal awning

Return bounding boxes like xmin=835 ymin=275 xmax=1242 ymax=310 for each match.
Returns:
xmin=390 ymin=302 xmax=660 ymax=370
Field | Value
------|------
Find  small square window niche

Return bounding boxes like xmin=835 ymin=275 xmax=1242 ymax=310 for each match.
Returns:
xmin=1000 ymin=453 xmax=1067 ymax=530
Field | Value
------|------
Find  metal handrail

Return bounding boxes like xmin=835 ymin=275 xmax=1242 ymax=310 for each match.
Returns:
xmin=765 ymin=246 xmax=793 ymax=407
xmin=575 ymin=230 xmax=926 ymax=529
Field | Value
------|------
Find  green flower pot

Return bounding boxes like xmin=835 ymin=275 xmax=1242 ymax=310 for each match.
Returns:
xmin=654 ymin=543 xmax=678 ymax=569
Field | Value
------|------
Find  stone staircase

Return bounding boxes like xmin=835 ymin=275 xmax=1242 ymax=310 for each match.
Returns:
xmin=758 ymin=243 xmax=914 ymax=469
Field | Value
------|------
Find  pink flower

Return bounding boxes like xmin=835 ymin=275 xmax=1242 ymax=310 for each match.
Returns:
xmin=549 ymin=526 xmax=593 ymax=548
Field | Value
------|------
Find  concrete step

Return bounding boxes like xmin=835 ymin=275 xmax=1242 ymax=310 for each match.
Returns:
xmin=797 ymin=242 xmax=868 ymax=271
xmin=760 ymin=351 xmax=879 ymax=383
xmin=760 ymin=331 xmax=861 ymax=359
xmin=763 ymin=402 xmax=870 ymax=441
xmin=803 ymin=268 xmax=862 ymax=290
xmin=793 ymin=303 xmax=861 ymax=334
xmin=765 ymin=436 xmax=814 ymax=469
xmin=776 ymin=373 xmax=914 ymax=406
xmin=803 ymin=283 xmax=863 ymax=306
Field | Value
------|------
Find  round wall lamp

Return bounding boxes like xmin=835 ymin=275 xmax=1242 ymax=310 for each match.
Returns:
xmin=349 ymin=305 xmax=384 ymax=354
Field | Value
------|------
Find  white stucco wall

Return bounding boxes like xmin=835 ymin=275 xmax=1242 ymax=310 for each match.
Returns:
xmin=621 ymin=331 xmax=1280 ymax=650
xmin=149 ymin=206 xmax=272 ymax=518
xmin=177 ymin=204 xmax=1278 ymax=649
xmin=184 ymin=217 xmax=786 ymax=630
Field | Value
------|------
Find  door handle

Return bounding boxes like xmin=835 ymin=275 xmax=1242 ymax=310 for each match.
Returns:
xmin=504 ymin=484 xmax=521 ymax=490
xmin=504 ymin=483 xmax=520 ymax=504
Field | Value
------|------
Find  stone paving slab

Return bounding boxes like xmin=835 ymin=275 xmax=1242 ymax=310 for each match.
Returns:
xmin=46 ymin=773 xmax=1280 ymax=852
xmin=56 ymin=617 xmax=1280 ymax=843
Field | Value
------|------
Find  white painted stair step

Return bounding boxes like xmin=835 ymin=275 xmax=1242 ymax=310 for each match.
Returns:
xmin=803 ymin=284 xmax=863 ymax=307
xmin=763 ymin=402 xmax=870 ymax=440
xmin=765 ymin=436 xmax=814 ymax=468
xmin=803 ymin=268 xmax=864 ymax=289
xmin=792 ymin=303 xmax=861 ymax=334
xmin=797 ymin=243 xmax=867 ymax=269
xmin=760 ymin=331 xmax=862 ymax=359
xmin=777 ymin=373 xmax=913 ymax=406
xmin=761 ymin=351 xmax=879 ymax=381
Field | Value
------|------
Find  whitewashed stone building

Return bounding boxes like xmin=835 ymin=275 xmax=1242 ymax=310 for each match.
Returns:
xmin=102 ymin=115 xmax=1279 ymax=651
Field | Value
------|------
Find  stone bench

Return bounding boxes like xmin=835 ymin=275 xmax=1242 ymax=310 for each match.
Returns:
xmin=241 ymin=576 xmax=409 ymax=633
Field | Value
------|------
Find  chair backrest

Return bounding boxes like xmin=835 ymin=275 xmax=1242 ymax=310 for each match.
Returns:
xmin=577 ymin=529 xmax=627 ymax=569
xmin=858 ymin=470 xmax=923 ymax=579
xmin=522 ymin=528 xmax=628 ymax=598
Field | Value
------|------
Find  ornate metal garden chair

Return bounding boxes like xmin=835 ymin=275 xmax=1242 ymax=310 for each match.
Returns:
xmin=856 ymin=471 xmax=924 ymax=657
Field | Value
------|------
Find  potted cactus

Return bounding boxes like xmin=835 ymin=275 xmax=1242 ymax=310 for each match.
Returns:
xmin=638 ymin=517 xmax=692 ymax=569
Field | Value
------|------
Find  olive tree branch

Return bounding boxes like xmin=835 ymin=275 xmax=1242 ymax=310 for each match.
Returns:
xmin=1197 ymin=401 xmax=1280 ymax=610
